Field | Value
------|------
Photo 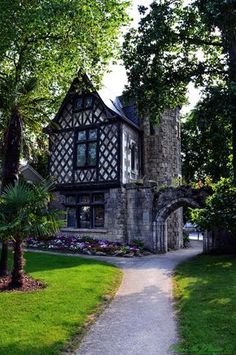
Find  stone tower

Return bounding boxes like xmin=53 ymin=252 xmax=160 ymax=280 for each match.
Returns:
xmin=142 ymin=108 xmax=183 ymax=249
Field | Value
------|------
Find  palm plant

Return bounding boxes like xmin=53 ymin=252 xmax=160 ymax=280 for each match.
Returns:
xmin=0 ymin=180 xmax=62 ymax=288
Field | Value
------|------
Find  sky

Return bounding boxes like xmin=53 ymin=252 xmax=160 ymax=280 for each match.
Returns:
xmin=103 ymin=0 xmax=200 ymax=114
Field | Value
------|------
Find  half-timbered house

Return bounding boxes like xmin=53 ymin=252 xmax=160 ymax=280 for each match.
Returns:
xmin=49 ymin=75 xmax=183 ymax=252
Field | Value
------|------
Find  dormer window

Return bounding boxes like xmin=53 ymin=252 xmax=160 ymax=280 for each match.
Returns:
xmin=76 ymin=128 xmax=98 ymax=168
xmin=75 ymin=95 xmax=93 ymax=111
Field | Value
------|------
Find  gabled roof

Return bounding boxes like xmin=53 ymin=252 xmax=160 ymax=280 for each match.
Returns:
xmin=20 ymin=164 xmax=44 ymax=183
xmin=51 ymin=74 xmax=141 ymax=129
xmin=97 ymin=88 xmax=140 ymax=127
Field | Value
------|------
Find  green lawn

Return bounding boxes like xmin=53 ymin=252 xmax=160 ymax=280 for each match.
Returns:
xmin=174 ymin=254 xmax=236 ymax=354
xmin=0 ymin=252 xmax=122 ymax=355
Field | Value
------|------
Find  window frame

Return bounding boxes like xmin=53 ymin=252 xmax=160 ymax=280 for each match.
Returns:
xmin=130 ymin=142 xmax=138 ymax=173
xmin=130 ymin=143 xmax=136 ymax=172
xmin=75 ymin=127 xmax=99 ymax=169
xmin=74 ymin=94 xmax=94 ymax=112
xmin=65 ymin=192 xmax=105 ymax=229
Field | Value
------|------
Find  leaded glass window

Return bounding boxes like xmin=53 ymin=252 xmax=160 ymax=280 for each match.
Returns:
xmin=66 ymin=196 xmax=76 ymax=204
xmin=65 ymin=192 xmax=105 ymax=229
xmin=84 ymin=96 xmax=93 ymax=109
xmin=94 ymin=205 xmax=104 ymax=228
xmin=78 ymin=130 xmax=86 ymax=141
xmin=78 ymin=206 xmax=91 ymax=228
xmin=67 ymin=208 xmax=77 ymax=228
xmin=77 ymin=144 xmax=86 ymax=167
xmin=75 ymin=98 xmax=83 ymax=110
xmin=74 ymin=96 xmax=93 ymax=111
xmin=76 ymin=128 xmax=98 ymax=168
xmin=88 ymin=142 xmax=97 ymax=166
xmin=131 ymin=144 xmax=136 ymax=171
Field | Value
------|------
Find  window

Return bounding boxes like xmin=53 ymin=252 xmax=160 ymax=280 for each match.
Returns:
xmin=74 ymin=95 xmax=93 ymax=111
xmin=67 ymin=208 xmax=77 ymax=228
xmin=130 ymin=143 xmax=137 ymax=172
xmin=76 ymin=128 xmax=98 ymax=168
xmin=65 ymin=193 xmax=105 ymax=229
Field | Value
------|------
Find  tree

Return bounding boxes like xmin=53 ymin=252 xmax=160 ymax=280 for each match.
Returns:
xmin=182 ymin=86 xmax=232 ymax=182
xmin=191 ymin=178 xmax=236 ymax=236
xmin=0 ymin=0 xmax=130 ymax=275
xmin=30 ymin=152 xmax=49 ymax=179
xmin=0 ymin=107 xmax=22 ymax=276
xmin=122 ymin=0 xmax=236 ymax=182
xmin=0 ymin=180 xmax=61 ymax=288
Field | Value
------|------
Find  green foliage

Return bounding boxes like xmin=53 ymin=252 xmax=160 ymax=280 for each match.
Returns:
xmin=182 ymin=85 xmax=232 ymax=182
xmin=0 ymin=0 xmax=130 ymax=156
xmin=182 ymin=230 xmax=190 ymax=248
xmin=122 ymin=0 xmax=236 ymax=182
xmin=122 ymin=0 xmax=227 ymax=121
xmin=30 ymin=151 xmax=49 ymax=178
xmin=0 ymin=252 xmax=121 ymax=354
xmin=191 ymin=178 xmax=236 ymax=235
xmin=0 ymin=180 xmax=62 ymax=241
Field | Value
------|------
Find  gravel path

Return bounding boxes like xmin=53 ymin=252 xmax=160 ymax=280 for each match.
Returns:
xmin=77 ymin=242 xmax=202 ymax=355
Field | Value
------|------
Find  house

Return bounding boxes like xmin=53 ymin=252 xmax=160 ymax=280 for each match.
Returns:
xmin=0 ymin=164 xmax=43 ymax=189
xmin=19 ymin=164 xmax=43 ymax=184
xmin=48 ymin=75 xmax=183 ymax=251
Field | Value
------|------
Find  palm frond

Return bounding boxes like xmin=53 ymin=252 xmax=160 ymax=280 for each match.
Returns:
xmin=2 ymin=181 xmax=33 ymax=209
xmin=0 ymin=179 xmax=61 ymax=241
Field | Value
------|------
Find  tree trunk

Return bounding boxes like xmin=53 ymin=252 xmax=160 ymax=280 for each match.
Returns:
xmin=11 ymin=236 xmax=25 ymax=289
xmin=0 ymin=240 xmax=8 ymax=277
xmin=0 ymin=106 xmax=23 ymax=276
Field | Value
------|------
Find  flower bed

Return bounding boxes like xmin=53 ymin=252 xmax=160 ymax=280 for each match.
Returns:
xmin=25 ymin=235 xmax=145 ymax=257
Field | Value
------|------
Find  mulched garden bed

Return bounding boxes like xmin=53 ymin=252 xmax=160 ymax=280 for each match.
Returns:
xmin=0 ymin=274 xmax=45 ymax=292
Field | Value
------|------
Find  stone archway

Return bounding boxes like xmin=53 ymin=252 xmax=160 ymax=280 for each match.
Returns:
xmin=152 ymin=186 xmax=210 ymax=253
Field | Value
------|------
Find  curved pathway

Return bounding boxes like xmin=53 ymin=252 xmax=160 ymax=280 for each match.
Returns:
xmin=77 ymin=242 xmax=202 ymax=355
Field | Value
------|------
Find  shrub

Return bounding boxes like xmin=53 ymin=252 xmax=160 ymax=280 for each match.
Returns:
xmin=191 ymin=178 xmax=236 ymax=235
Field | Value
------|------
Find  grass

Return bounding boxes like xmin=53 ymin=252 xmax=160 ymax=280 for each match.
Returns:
xmin=174 ymin=254 xmax=236 ymax=354
xmin=0 ymin=251 xmax=122 ymax=355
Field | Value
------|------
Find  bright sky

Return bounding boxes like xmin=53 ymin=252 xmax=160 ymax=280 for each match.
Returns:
xmin=103 ymin=0 xmax=200 ymax=114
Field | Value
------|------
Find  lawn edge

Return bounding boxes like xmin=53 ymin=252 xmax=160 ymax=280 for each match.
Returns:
xmin=61 ymin=262 xmax=123 ymax=354
xmin=171 ymin=254 xmax=201 ymax=354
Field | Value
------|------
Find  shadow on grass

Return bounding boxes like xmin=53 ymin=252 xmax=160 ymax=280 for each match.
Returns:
xmin=0 ymin=341 xmax=66 ymax=355
xmin=174 ymin=254 xmax=236 ymax=354
xmin=0 ymin=250 xmax=122 ymax=355
xmin=5 ymin=250 xmax=110 ymax=274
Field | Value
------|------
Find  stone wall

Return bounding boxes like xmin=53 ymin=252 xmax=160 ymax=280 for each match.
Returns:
xmin=104 ymin=187 xmax=127 ymax=242
xmin=167 ymin=209 xmax=183 ymax=250
xmin=52 ymin=188 xmax=127 ymax=243
xmin=142 ymin=109 xmax=183 ymax=250
xmin=126 ymin=183 xmax=154 ymax=250
xmin=143 ymin=109 xmax=181 ymax=185
xmin=203 ymin=230 xmax=236 ymax=254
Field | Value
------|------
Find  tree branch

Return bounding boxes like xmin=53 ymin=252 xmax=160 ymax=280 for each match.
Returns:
xmin=181 ymin=35 xmax=223 ymax=48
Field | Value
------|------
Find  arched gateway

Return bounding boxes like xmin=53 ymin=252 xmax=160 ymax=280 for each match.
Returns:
xmin=152 ymin=186 xmax=209 ymax=253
